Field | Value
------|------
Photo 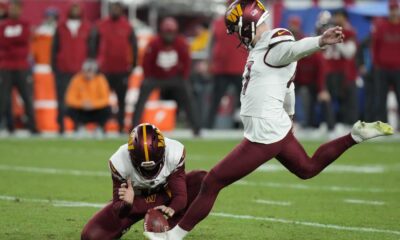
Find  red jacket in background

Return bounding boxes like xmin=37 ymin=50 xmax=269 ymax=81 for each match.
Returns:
xmin=0 ymin=18 xmax=30 ymax=70
xmin=55 ymin=20 xmax=91 ymax=73
xmin=324 ymin=26 xmax=358 ymax=82
xmin=210 ymin=17 xmax=248 ymax=75
xmin=143 ymin=35 xmax=191 ymax=80
xmin=295 ymin=52 xmax=326 ymax=92
xmin=372 ymin=18 xmax=400 ymax=70
xmin=97 ymin=16 xmax=133 ymax=73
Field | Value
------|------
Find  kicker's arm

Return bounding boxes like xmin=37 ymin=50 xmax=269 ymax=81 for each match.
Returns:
xmin=266 ymin=36 xmax=322 ymax=66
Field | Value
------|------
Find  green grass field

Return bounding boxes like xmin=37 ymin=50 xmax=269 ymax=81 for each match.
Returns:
xmin=0 ymin=138 xmax=399 ymax=240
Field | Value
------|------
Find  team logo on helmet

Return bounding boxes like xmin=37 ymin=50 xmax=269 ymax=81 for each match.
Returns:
xmin=225 ymin=0 xmax=269 ymax=48
xmin=128 ymin=123 xmax=166 ymax=179
xmin=226 ymin=3 xmax=243 ymax=23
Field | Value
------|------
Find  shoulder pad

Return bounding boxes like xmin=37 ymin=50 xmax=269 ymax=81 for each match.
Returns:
xmin=164 ymin=138 xmax=185 ymax=170
xmin=269 ymin=28 xmax=295 ymax=46
xmin=109 ymin=161 xmax=125 ymax=181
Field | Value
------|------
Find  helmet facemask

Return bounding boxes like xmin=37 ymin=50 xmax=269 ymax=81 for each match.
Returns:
xmin=130 ymin=153 xmax=165 ymax=179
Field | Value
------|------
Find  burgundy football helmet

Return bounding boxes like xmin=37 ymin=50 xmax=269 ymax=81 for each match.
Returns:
xmin=225 ymin=0 xmax=270 ymax=48
xmin=128 ymin=123 xmax=166 ymax=179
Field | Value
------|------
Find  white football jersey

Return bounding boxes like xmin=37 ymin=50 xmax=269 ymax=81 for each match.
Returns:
xmin=240 ymin=28 xmax=321 ymax=144
xmin=109 ymin=137 xmax=185 ymax=189
xmin=241 ymin=28 xmax=297 ymax=119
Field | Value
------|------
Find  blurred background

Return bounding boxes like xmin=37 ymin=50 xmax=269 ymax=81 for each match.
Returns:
xmin=0 ymin=0 xmax=399 ymax=139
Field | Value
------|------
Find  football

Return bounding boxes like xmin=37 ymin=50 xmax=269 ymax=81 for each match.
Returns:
xmin=144 ymin=209 xmax=170 ymax=233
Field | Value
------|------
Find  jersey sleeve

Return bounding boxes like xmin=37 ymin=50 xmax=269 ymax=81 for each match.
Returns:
xmin=265 ymin=28 xmax=322 ymax=67
xmin=166 ymin=149 xmax=187 ymax=212
xmin=109 ymin=160 xmax=125 ymax=182
xmin=109 ymin=144 xmax=131 ymax=180
xmin=164 ymin=138 xmax=185 ymax=172
xmin=109 ymin=160 xmax=132 ymax=218
xmin=176 ymin=148 xmax=185 ymax=169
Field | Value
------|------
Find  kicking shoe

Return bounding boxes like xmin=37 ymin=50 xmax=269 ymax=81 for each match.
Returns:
xmin=143 ymin=231 xmax=168 ymax=240
xmin=351 ymin=121 xmax=394 ymax=143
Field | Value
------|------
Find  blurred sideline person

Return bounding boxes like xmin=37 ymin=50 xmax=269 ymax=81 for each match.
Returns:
xmin=357 ymin=35 xmax=375 ymax=121
xmin=144 ymin=1 xmax=393 ymax=239
xmin=81 ymin=123 xmax=207 ymax=240
xmin=205 ymin=13 xmax=248 ymax=129
xmin=324 ymin=9 xmax=358 ymax=127
xmin=65 ymin=60 xmax=111 ymax=134
xmin=190 ymin=23 xmax=210 ymax=53
xmin=52 ymin=3 xmax=91 ymax=134
xmin=0 ymin=1 xmax=14 ymax=133
xmin=32 ymin=7 xmax=58 ymax=66
xmin=189 ymin=22 xmax=210 ymax=124
xmin=132 ymin=17 xmax=200 ymax=136
xmin=0 ymin=0 xmax=38 ymax=134
xmin=289 ymin=15 xmax=334 ymax=131
xmin=372 ymin=0 xmax=400 ymax=122
xmin=90 ymin=2 xmax=138 ymax=134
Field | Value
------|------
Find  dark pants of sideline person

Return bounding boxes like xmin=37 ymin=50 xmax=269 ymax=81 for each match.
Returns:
xmin=0 ymin=70 xmax=37 ymax=133
xmin=132 ymin=77 xmax=200 ymax=135
xmin=375 ymin=69 xmax=400 ymax=123
xmin=326 ymin=72 xmax=358 ymax=126
xmin=55 ymin=72 xmax=74 ymax=134
xmin=363 ymin=69 xmax=378 ymax=122
xmin=296 ymin=84 xmax=335 ymax=131
xmin=206 ymin=74 xmax=242 ymax=129
xmin=67 ymin=107 xmax=111 ymax=131
xmin=105 ymin=72 xmax=129 ymax=133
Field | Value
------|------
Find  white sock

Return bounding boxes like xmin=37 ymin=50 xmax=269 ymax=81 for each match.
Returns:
xmin=350 ymin=133 xmax=362 ymax=143
xmin=168 ymin=225 xmax=188 ymax=240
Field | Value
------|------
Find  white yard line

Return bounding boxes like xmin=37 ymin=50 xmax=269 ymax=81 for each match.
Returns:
xmin=211 ymin=212 xmax=400 ymax=236
xmin=0 ymin=195 xmax=399 ymax=237
xmin=257 ymin=164 xmax=386 ymax=174
xmin=344 ymin=199 xmax=386 ymax=206
xmin=254 ymin=199 xmax=292 ymax=206
xmin=0 ymin=195 xmax=105 ymax=208
xmin=0 ymin=165 xmax=109 ymax=177
xmin=0 ymin=164 xmax=397 ymax=193
xmin=235 ymin=180 xmax=399 ymax=193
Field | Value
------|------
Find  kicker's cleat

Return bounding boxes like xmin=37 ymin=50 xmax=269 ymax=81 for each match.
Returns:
xmin=143 ymin=231 xmax=168 ymax=240
xmin=351 ymin=121 xmax=394 ymax=143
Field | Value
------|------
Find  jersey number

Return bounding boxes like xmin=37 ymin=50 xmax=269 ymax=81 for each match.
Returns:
xmin=242 ymin=61 xmax=254 ymax=95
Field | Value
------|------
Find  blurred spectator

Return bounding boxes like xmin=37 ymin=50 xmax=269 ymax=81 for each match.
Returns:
xmin=356 ymin=35 xmax=376 ymax=121
xmin=90 ymin=2 xmax=138 ymax=134
xmin=289 ymin=15 xmax=335 ymax=131
xmin=132 ymin=17 xmax=200 ymax=135
xmin=205 ymin=15 xmax=247 ymax=129
xmin=288 ymin=15 xmax=303 ymax=39
xmin=189 ymin=22 xmax=211 ymax=125
xmin=190 ymin=23 xmax=210 ymax=53
xmin=0 ymin=2 xmax=6 ymax=20
xmin=52 ymin=3 xmax=91 ymax=134
xmin=0 ymin=2 xmax=13 ymax=133
xmin=323 ymin=9 xmax=358 ymax=126
xmin=31 ymin=7 xmax=58 ymax=66
xmin=372 ymin=0 xmax=400 ymax=122
xmin=65 ymin=59 xmax=111 ymax=133
xmin=0 ymin=0 xmax=38 ymax=134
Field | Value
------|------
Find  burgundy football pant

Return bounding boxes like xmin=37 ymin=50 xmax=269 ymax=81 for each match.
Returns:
xmin=81 ymin=170 xmax=207 ymax=240
xmin=179 ymin=132 xmax=356 ymax=231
